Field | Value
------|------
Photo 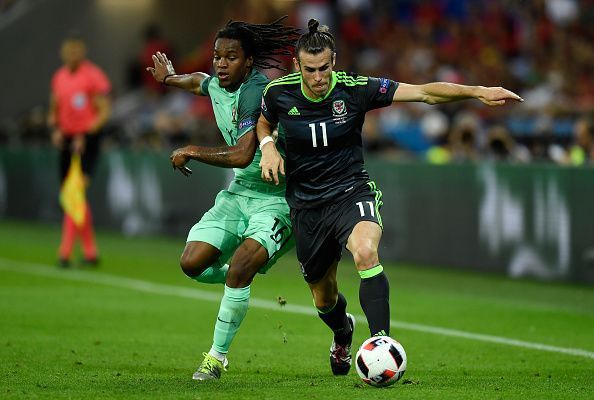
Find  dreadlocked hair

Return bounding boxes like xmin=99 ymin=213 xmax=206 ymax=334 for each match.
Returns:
xmin=295 ymin=18 xmax=335 ymax=57
xmin=215 ymin=16 xmax=300 ymax=70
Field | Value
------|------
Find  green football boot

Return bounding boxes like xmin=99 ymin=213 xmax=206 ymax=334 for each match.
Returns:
xmin=192 ymin=353 xmax=229 ymax=381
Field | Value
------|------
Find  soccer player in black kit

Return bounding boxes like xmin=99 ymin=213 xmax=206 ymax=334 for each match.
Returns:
xmin=257 ymin=19 xmax=523 ymax=376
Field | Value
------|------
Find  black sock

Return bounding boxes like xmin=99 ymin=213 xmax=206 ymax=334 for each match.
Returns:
xmin=317 ymin=292 xmax=352 ymax=345
xmin=359 ymin=271 xmax=390 ymax=336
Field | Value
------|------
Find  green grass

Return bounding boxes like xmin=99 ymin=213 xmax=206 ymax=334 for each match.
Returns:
xmin=1 ymin=220 xmax=593 ymax=399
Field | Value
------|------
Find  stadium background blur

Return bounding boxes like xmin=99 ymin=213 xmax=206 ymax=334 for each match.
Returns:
xmin=0 ymin=0 xmax=593 ymax=283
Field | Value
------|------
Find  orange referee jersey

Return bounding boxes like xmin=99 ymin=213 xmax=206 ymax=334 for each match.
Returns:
xmin=51 ymin=60 xmax=111 ymax=136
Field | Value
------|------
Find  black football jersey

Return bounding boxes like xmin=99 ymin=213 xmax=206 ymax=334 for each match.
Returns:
xmin=261 ymin=71 xmax=398 ymax=209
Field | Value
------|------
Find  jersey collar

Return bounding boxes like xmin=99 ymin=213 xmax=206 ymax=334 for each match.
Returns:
xmin=300 ymin=71 xmax=337 ymax=103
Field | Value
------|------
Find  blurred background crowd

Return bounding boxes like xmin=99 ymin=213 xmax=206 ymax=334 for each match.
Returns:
xmin=2 ymin=0 xmax=594 ymax=165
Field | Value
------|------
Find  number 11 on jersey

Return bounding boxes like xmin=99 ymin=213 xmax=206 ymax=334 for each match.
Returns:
xmin=356 ymin=201 xmax=375 ymax=217
xmin=309 ymin=122 xmax=328 ymax=147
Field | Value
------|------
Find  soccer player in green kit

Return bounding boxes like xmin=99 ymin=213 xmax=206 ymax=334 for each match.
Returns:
xmin=147 ymin=18 xmax=299 ymax=380
xmin=258 ymin=19 xmax=523 ymax=376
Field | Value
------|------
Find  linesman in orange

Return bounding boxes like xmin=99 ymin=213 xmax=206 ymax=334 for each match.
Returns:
xmin=47 ymin=33 xmax=111 ymax=267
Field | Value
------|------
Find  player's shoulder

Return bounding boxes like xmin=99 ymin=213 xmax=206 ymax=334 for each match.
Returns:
xmin=237 ymin=71 xmax=270 ymax=105
xmin=81 ymin=60 xmax=105 ymax=75
xmin=52 ymin=66 xmax=68 ymax=80
xmin=201 ymin=74 xmax=217 ymax=94
xmin=263 ymin=72 xmax=301 ymax=96
xmin=82 ymin=60 xmax=111 ymax=85
xmin=243 ymin=70 xmax=270 ymax=91
xmin=334 ymin=71 xmax=370 ymax=88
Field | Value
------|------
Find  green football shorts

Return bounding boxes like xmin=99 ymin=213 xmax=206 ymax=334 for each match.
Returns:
xmin=187 ymin=190 xmax=293 ymax=273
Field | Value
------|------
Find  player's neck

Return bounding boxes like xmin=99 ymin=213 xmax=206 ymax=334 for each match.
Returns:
xmin=66 ymin=63 xmax=82 ymax=73
xmin=225 ymin=69 xmax=253 ymax=93
xmin=301 ymin=74 xmax=337 ymax=102
xmin=301 ymin=81 xmax=328 ymax=100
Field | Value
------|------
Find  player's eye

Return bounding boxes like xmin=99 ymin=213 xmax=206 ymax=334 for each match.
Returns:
xmin=319 ymin=66 xmax=329 ymax=72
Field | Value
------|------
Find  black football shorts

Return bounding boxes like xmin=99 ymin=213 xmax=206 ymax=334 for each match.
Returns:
xmin=59 ymin=132 xmax=101 ymax=182
xmin=291 ymin=181 xmax=383 ymax=283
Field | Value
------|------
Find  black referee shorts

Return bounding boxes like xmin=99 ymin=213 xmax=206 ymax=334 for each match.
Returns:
xmin=291 ymin=181 xmax=383 ymax=284
xmin=59 ymin=132 xmax=101 ymax=183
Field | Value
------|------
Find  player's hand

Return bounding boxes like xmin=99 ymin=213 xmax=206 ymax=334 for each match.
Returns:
xmin=51 ymin=129 xmax=64 ymax=149
xmin=170 ymin=148 xmax=192 ymax=177
xmin=477 ymin=87 xmax=524 ymax=106
xmin=146 ymin=51 xmax=176 ymax=83
xmin=260 ymin=142 xmax=284 ymax=185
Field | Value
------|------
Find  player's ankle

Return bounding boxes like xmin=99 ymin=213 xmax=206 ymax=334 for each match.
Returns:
xmin=208 ymin=349 xmax=227 ymax=363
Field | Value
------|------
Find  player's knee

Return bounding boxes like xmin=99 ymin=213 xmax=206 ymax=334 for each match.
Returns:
xmin=226 ymin=263 xmax=256 ymax=288
xmin=352 ymin=242 xmax=379 ymax=268
xmin=226 ymin=240 xmax=267 ymax=286
xmin=179 ymin=253 xmax=204 ymax=277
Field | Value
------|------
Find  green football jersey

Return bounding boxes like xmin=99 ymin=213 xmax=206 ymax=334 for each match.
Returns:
xmin=201 ymin=69 xmax=286 ymax=198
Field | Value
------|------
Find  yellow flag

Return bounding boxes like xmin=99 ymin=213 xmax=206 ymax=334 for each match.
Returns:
xmin=59 ymin=154 xmax=87 ymax=227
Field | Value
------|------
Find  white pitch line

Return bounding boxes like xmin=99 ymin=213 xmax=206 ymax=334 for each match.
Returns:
xmin=1 ymin=258 xmax=593 ymax=360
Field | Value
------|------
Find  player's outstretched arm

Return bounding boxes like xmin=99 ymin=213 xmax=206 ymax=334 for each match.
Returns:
xmin=146 ymin=51 xmax=209 ymax=96
xmin=393 ymin=82 xmax=523 ymax=106
xmin=257 ymin=114 xmax=284 ymax=185
xmin=170 ymin=130 xmax=257 ymax=176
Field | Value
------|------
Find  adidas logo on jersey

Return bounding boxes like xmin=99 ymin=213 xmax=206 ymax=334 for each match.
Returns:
xmin=288 ymin=106 xmax=300 ymax=116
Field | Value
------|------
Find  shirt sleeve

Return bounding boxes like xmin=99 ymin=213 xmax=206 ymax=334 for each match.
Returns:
xmin=260 ymin=86 xmax=278 ymax=125
xmin=199 ymin=76 xmax=213 ymax=96
xmin=360 ymin=76 xmax=398 ymax=111
xmin=90 ymin=66 xmax=111 ymax=95
xmin=236 ymin=81 xmax=264 ymax=138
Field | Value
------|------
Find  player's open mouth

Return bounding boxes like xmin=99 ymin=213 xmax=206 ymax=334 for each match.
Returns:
xmin=218 ymin=72 xmax=229 ymax=80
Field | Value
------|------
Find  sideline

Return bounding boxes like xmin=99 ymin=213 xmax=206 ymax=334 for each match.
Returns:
xmin=1 ymin=258 xmax=593 ymax=360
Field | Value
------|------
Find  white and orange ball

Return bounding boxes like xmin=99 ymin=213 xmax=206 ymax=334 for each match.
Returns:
xmin=355 ymin=336 xmax=407 ymax=387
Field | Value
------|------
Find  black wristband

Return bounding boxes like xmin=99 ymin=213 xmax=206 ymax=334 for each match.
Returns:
xmin=162 ymin=74 xmax=175 ymax=85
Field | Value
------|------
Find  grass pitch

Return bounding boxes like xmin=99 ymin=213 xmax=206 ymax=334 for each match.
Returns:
xmin=1 ymin=221 xmax=593 ymax=399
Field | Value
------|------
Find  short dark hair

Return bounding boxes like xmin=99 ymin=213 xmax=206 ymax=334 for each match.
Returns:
xmin=295 ymin=19 xmax=335 ymax=57
xmin=215 ymin=16 xmax=300 ymax=70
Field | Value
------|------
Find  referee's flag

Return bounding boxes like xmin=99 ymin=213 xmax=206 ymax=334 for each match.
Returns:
xmin=59 ymin=155 xmax=86 ymax=227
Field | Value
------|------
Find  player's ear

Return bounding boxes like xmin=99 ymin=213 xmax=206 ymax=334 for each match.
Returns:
xmin=246 ymin=56 xmax=253 ymax=68
xmin=293 ymin=57 xmax=299 ymax=71
xmin=332 ymin=52 xmax=336 ymax=67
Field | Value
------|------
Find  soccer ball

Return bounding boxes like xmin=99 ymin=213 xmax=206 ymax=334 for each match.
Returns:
xmin=355 ymin=336 xmax=407 ymax=387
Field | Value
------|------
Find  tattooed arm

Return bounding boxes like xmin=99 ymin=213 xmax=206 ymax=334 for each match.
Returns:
xmin=170 ymin=130 xmax=256 ymax=176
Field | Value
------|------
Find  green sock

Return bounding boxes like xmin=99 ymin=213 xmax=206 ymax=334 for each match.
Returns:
xmin=212 ymin=285 xmax=250 ymax=354
xmin=193 ymin=263 xmax=229 ymax=284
